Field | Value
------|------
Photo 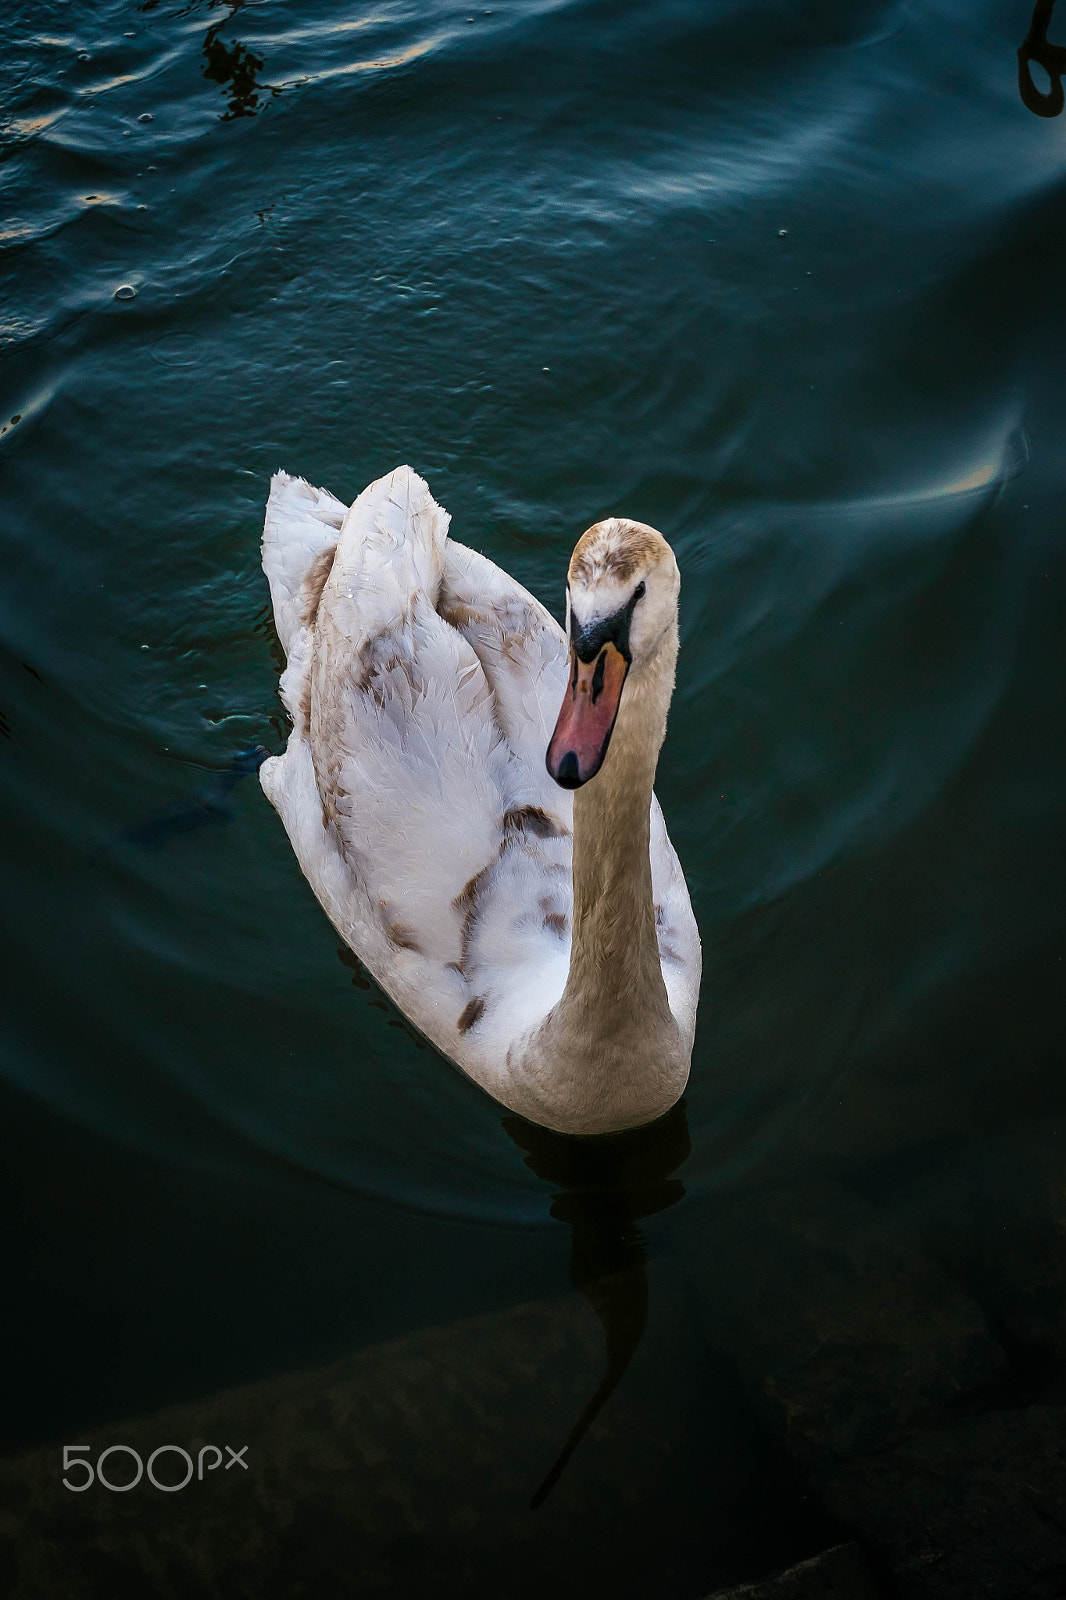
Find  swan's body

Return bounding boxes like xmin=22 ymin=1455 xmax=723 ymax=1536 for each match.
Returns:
xmin=259 ymin=466 xmax=700 ymax=1134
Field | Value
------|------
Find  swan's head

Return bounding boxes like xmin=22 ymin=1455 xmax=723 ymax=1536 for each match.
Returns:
xmin=547 ymin=517 xmax=679 ymax=789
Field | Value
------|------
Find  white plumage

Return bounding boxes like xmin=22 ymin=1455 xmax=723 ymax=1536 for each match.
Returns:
xmin=260 ymin=465 xmax=700 ymax=1134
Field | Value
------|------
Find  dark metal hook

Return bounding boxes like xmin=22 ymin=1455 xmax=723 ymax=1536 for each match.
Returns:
xmin=1020 ymin=0 xmax=1066 ymax=117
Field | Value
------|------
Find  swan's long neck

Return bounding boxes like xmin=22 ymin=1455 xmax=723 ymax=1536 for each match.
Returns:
xmin=565 ymin=643 xmax=673 ymax=1016
xmin=528 ymin=619 xmax=682 ymax=1129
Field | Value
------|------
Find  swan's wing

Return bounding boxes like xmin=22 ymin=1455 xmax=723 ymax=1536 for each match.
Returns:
xmin=262 ymin=472 xmax=346 ymax=658
xmin=438 ymin=541 xmax=571 ymax=813
xmin=261 ymin=472 xmax=348 ymax=733
xmin=650 ymin=796 xmax=702 ymax=1051
xmin=305 ymin=466 xmax=524 ymax=978
xmin=424 ymin=540 xmax=581 ymax=1057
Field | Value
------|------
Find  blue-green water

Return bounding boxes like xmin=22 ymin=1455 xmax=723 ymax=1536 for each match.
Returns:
xmin=3 ymin=1 xmax=1066 ymax=1593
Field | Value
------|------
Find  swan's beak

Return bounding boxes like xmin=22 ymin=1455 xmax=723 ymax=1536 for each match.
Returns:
xmin=546 ymin=642 xmax=629 ymax=789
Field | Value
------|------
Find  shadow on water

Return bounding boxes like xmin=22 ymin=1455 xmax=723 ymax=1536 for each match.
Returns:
xmin=336 ymin=943 xmax=432 ymax=1052
xmin=120 ymin=744 xmax=270 ymax=848
xmin=502 ymin=1100 xmax=690 ymax=1509
xmin=1020 ymin=0 xmax=1066 ymax=115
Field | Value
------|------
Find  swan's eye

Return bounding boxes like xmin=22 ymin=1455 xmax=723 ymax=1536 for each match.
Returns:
xmin=633 ymin=580 xmax=646 ymax=601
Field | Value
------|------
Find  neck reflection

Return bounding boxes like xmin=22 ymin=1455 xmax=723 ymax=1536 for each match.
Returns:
xmin=502 ymin=1099 xmax=690 ymax=1508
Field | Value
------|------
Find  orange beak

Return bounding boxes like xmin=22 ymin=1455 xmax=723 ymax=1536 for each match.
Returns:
xmin=546 ymin=641 xmax=629 ymax=789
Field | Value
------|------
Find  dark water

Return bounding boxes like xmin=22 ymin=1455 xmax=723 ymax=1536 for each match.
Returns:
xmin=3 ymin=1 xmax=1066 ymax=1595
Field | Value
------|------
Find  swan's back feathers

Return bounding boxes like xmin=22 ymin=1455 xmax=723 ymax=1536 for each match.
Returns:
xmin=438 ymin=540 xmax=570 ymax=810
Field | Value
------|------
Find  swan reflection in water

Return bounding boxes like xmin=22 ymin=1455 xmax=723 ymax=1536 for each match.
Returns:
xmin=502 ymin=1099 xmax=690 ymax=1508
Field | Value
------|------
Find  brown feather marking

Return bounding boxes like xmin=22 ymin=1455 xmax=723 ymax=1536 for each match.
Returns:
xmin=569 ymin=517 xmax=667 ymax=587
xmin=502 ymin=804 xmax=569 ymax=840
xmin=438 ymin=596 xmax=480 ymax=634
xmin=452 ymin=863 xmax=492 ymax=974
xmin=300 ymin=545 xmax=338 ymax=630
xmin=384 ymin=918 xmax=422 ymax=953
xmin=537 ymin=894 xmax=568 ymax=938
xmin=310 ymin=595 xmax=422 ymax=836
xmin=457 ymin=995 xmax=486 ymax=1034
xmin=351 ymin=626 xmax=417 ymax=697
xmin=439 ymin=584 xmax=548 ymax=681
xmin=299 ymin=547 xmax=339 ymax=734
xmin=654 ymin=905 xmax=679 ymax=963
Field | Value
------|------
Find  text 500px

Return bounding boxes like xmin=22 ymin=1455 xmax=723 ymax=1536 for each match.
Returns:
xmin=62 ymin=1444 xmax=249 ymax=1491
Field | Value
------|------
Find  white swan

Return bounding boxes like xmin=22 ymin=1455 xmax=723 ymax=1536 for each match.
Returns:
xmin=259 ymin=465 xmax=700 ymax=1135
